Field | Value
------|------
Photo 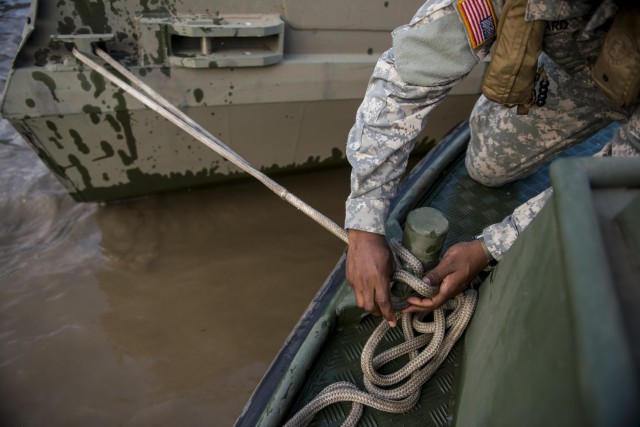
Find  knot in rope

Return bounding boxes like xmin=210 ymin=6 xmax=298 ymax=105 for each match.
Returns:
xmin=285 ymin=240 xmax=477 ymax=427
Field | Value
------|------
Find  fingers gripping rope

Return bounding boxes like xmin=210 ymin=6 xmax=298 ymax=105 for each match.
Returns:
xmin=285 ymin=241 xmax=477 ymax=427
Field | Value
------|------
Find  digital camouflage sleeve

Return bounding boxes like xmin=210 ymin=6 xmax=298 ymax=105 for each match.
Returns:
xmin=346 ymin=0 xmax=638 ymax=260
xmin=345 ymin=0 xmax=494 ymax=234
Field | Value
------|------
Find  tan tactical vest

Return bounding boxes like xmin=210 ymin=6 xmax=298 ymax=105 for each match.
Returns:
xmin=592 ymin=7 xmax=640 ymax=108
xmin=482 ymin=0 xmax=640 ymax=114
xmin=481 ymin=0 xmax=545 ymax=115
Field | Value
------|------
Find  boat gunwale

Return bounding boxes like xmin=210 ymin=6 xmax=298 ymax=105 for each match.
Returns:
xmin=235 ymin=121 xmax=472 ymax=427
xmin=550 ymin=157 xmax=640 ymax=426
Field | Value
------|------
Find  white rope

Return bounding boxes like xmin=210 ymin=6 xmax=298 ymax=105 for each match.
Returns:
xmin=72 ymin=48 xmax=477 ymax=426
xmin=284 ymin=240 xmax=477 ymax=427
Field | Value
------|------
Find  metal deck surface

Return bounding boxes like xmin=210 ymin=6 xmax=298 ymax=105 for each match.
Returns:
xmin=285 ymin=123 xmax=617 ymax=427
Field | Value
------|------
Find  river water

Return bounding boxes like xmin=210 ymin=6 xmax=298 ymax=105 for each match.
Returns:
xmin=0 ymin=2 xmax=349 ymax=425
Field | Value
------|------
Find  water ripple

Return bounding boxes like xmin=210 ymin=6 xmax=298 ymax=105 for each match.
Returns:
xmin=0 ymin=118 xmax=98 ymax=277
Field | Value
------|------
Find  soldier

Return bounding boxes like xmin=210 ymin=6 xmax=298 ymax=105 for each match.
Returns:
xmin=345 ymin=0 xmax=639 ymax=326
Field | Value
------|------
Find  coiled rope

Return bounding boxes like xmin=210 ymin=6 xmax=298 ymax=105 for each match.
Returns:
xmin=72 ymin=48 xmax=477 ymax=426
xmin=284 ymin=240 xmax=477 ymax=426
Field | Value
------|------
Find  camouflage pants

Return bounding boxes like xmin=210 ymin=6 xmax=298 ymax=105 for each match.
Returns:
xmin=475 ymin=52 xmax=640 ymax=259
xmin=465 ymin=52 xmax=636 ymax=187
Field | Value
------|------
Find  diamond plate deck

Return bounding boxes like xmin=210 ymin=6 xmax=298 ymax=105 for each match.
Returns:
xmin=285 ymin=123 xmax=617 ymax=426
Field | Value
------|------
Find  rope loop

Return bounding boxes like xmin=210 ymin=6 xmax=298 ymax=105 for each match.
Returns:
xmin=285 ymin=241 xmax=477 ymax=427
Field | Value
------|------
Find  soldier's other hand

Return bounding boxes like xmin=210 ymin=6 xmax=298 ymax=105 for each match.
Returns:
xmin=403 ymin=240 xmax=488 ymax=313
xmin=346 ymin=229 xmax=397 ymax=327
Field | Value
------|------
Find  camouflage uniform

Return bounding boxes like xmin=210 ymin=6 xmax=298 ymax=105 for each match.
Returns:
xmin=482 ymin=105 xmax=639 ymax=260
xmin=345 ymin=0 xmax=639 ymax=260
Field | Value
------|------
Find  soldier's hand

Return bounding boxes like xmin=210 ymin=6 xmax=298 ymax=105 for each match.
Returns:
xmin=403 ymin=240 xmax=488 ymax=313
xmin=346 ymin=229 xmax=397 ymax=327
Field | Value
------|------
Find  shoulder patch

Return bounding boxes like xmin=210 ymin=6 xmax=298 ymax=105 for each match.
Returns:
xmin=456 ymin=0 xmax=497 ymax=49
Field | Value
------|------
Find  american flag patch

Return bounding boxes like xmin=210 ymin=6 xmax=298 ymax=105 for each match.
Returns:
xmin=457 ymin=0 xmax=497 ymax=49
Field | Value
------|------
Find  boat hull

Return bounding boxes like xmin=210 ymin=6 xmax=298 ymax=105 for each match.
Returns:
xmin=1 ymin=0 xmax=484 ymax=202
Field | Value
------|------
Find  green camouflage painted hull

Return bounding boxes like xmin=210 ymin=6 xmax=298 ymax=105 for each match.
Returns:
xmin=0 ymin=0 xmax=484 ymax=202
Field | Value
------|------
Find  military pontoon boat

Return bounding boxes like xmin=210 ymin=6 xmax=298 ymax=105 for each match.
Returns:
xmin=236 ymin=122 xmax=640 ymax=427
xmin=0 ymin=0 xmax=484 ymax=202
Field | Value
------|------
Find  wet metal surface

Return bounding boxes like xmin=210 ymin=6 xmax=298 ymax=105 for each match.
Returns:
xmin=0 ymin=3 xmax=348 ymax=425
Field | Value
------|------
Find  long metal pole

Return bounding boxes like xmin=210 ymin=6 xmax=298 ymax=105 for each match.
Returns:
xmin=72 ymin=47 xmax=349 ymax=244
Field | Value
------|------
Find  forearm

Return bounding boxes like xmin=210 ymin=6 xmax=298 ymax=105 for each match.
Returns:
xmin=345 ymin=0 xmax=495 ymax=233
xmin=481 ymin=188 xmax=553 ymax=261
xmin=345 ymin=51 xmax=471 ymax=233
xmin=610 ymin=104 xmax=640 ymax=157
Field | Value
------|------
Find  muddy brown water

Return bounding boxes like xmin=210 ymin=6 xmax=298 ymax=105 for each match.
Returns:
xmin=0 ymin=2 xmax=349 ymax=425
